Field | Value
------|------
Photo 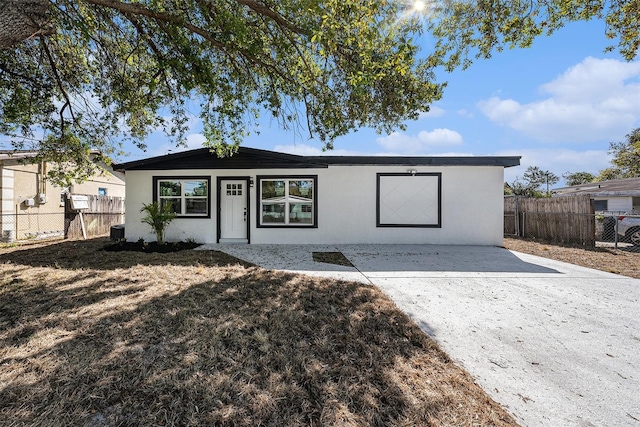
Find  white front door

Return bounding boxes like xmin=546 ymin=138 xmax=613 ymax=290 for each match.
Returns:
xmin=220 ymin=180 xmax=248 ymax=242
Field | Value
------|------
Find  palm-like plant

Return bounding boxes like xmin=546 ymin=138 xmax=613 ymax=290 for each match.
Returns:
xmin=140 ymin=202 xmax=176 ymax=245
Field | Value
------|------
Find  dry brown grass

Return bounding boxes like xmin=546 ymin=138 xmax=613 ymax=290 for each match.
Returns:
xmin=504 ymin=237 xmax=640 ymax=279
xmin=0 ymin=238 xmax=517 ymax=426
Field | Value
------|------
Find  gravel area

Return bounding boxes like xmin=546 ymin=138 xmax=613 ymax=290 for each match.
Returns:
xmin=503 ymin=237 xmax=640 ymax=279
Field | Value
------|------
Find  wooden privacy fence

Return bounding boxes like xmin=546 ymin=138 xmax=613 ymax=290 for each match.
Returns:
xmin=65 ymin=195 xmax=125 ymax=239
xmin=504 ymin=195 xmax=595 ymax=246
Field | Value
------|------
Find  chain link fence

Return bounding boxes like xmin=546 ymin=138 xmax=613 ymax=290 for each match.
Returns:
xmin=1 ymin=212 xmax=66 ymax=243
xmin=505 ymin=212 xmax=640 ymax=253
xmin=504 ymin=212 xmax=518 ymax=237
xmin=1 ymin=195 xmax=125 ymax=244
xmin=1 ymin=211 xmax=126 ymax=243
xmin=596 ymin=213 xmax=640 ymax=251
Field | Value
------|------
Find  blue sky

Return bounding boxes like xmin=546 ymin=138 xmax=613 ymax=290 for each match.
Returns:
xmin=134 ymin=18 xmax=640 ymax=188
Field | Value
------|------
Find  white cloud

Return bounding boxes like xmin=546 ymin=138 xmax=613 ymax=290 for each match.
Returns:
xmin=497 ymin=148 xmax=611 ymax=186
xmin=272 ymin=143 xmax=473 ymax=157
xmin=184 ymin=133 xmax=206 ymax=149
xmin=478 ymin=57 xmax=640 ymax=142
xmin=376 ymin=128 xmax=463 ymax=154
xmin=272 ymin=144 xmax=364 ymax=156
xmin=418 ymin=106 xmax=445 ymax=119
xmin=149 ymin=132 xmax=206 ymax=157
xmin=540 ymin=57 xmax=640 ymax=102
xmin=457 ymin=109 xmax=474 ymax=118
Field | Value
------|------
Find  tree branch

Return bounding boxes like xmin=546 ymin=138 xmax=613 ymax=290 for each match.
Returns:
xmin=232 ymin=0 xmax=309 ymax=36
xmin=40 ymin=36 xmax=75 ymax=132
xmin=83 ymin=0 xmax=297 ymax=85
xmin=82 ymin=0 xmax=227 ymax=49
xmin=0 ymin=61 xmax=51 ymax=89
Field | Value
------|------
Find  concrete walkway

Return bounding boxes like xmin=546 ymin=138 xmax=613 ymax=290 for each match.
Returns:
xmin=198 ymin=244 xmax=640 ymax=427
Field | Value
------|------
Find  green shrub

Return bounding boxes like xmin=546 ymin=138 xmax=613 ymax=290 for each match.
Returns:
xmin=140 ymin=202 xmax=176 ymax=245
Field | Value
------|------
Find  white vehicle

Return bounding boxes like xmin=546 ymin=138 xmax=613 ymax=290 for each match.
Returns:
xmin=617 ymin=214 xmax=640 ymax=246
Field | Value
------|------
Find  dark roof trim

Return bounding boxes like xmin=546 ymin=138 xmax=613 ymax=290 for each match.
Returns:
xmin=113 ymin=147 xmax=328 ymax=171
xmin=112 ymin=148 xmax=233 ymax=170
xmin=113 ymin=147 xmax=521 ymax=171
xmin=314 ymin=155 xmax=521 ymax=167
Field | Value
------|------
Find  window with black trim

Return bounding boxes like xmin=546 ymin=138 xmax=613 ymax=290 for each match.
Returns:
xmin=154 ymin=177 xmax=210 ymax=217
xmin=593 ymin=200 xmax=608 ymax=212
xmin=377 ymin=172 xmax=441 ymax=227
xmin=257 ymin=176 xmax=317 ymax=227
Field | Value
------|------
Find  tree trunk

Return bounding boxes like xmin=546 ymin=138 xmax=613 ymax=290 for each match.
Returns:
xmin=0 ymin=0 xmax=52 ymax=48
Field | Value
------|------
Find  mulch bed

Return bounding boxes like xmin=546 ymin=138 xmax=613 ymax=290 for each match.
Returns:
xmin=103 ymin=240 xmax=201 ymax=253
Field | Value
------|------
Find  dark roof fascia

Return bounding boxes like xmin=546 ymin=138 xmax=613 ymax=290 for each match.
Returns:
xmin=113 ymin=147 xmax=329 ymax=171
xmin=113 ymin=148 xmax=521 ymax=171
xmin=310 ymin=155 xmax=521 ymax=168
xmin=113 ymin=148 xmax=211 ymax=171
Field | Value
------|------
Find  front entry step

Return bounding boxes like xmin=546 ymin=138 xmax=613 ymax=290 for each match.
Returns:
xmin=219 ymin=238 xmax=249 ymax=244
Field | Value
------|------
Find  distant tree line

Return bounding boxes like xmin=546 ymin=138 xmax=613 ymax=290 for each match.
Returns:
xmin=505 ymin=166 xmax=559 ymax=197
xmin=505 ymin=128 xmax=640 ymax=197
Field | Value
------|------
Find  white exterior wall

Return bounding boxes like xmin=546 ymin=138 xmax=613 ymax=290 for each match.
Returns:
xmin=1 ymin=168 xmax=15 ymax=236
xmin=594 ymin=196 xmax=632 ymax=212
xmin=71 ymin=169 xmax=126 ymax=198
xmin=124 ymin=164 xmax=505 ymax=245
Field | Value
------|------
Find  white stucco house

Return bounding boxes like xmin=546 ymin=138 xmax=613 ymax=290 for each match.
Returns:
xmin=552 ymin=178 xmax=640 ymax=213
xmin=113 ymin=147 xmax=520 ymax=245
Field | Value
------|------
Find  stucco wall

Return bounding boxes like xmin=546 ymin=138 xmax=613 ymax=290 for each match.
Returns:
xmin=0 ymin=163 xmax=66 ymax=239
xmin=124 ymin=164 xmax=505 ymax=245
xmin=4 ymin=163 xmax=66 ymax=214
xmin=593 ymin=196 xmax=632 ymax=213
xmin=1 ymin=168 xmax=15 ymax=235
xmin=1 ymin=161 xmax=126 ymax=214
xmin=71 ymin=169 xmax=126 ymax=198
xmin=1 ymin=159 xmax=126 ymax=240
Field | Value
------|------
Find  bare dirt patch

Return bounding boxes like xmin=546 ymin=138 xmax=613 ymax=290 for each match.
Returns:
xmin=504 ymin=237 xmax=640 ymax=279
xmin=0 ymin=238 xmax=517 ymax=426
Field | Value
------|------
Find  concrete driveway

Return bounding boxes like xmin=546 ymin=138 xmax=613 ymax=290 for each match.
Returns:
xmin=200 ymin=244 xmax=640 ymax=427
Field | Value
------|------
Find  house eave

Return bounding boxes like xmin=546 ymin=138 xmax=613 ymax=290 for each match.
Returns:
xmin=313 ymin=156 xmax=521 ymax=168
xmin=113 ymin=147 xmax=329 ymax=171
xmin=113 ymin=147 xmax=521 ymax=171
xmin=554 ymin=191 xmax=640 ymax=197
xmin=552 ymin=177 xmax=640 ymax=196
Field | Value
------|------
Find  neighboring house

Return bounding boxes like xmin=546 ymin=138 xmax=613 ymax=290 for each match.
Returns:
xmin=114 ymin=147 xmax=520 ymax=245
xmin=0 ymin=150 xmax=126 ymax=240
xmin=552 ymin=178 xmax=640 ymax=213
